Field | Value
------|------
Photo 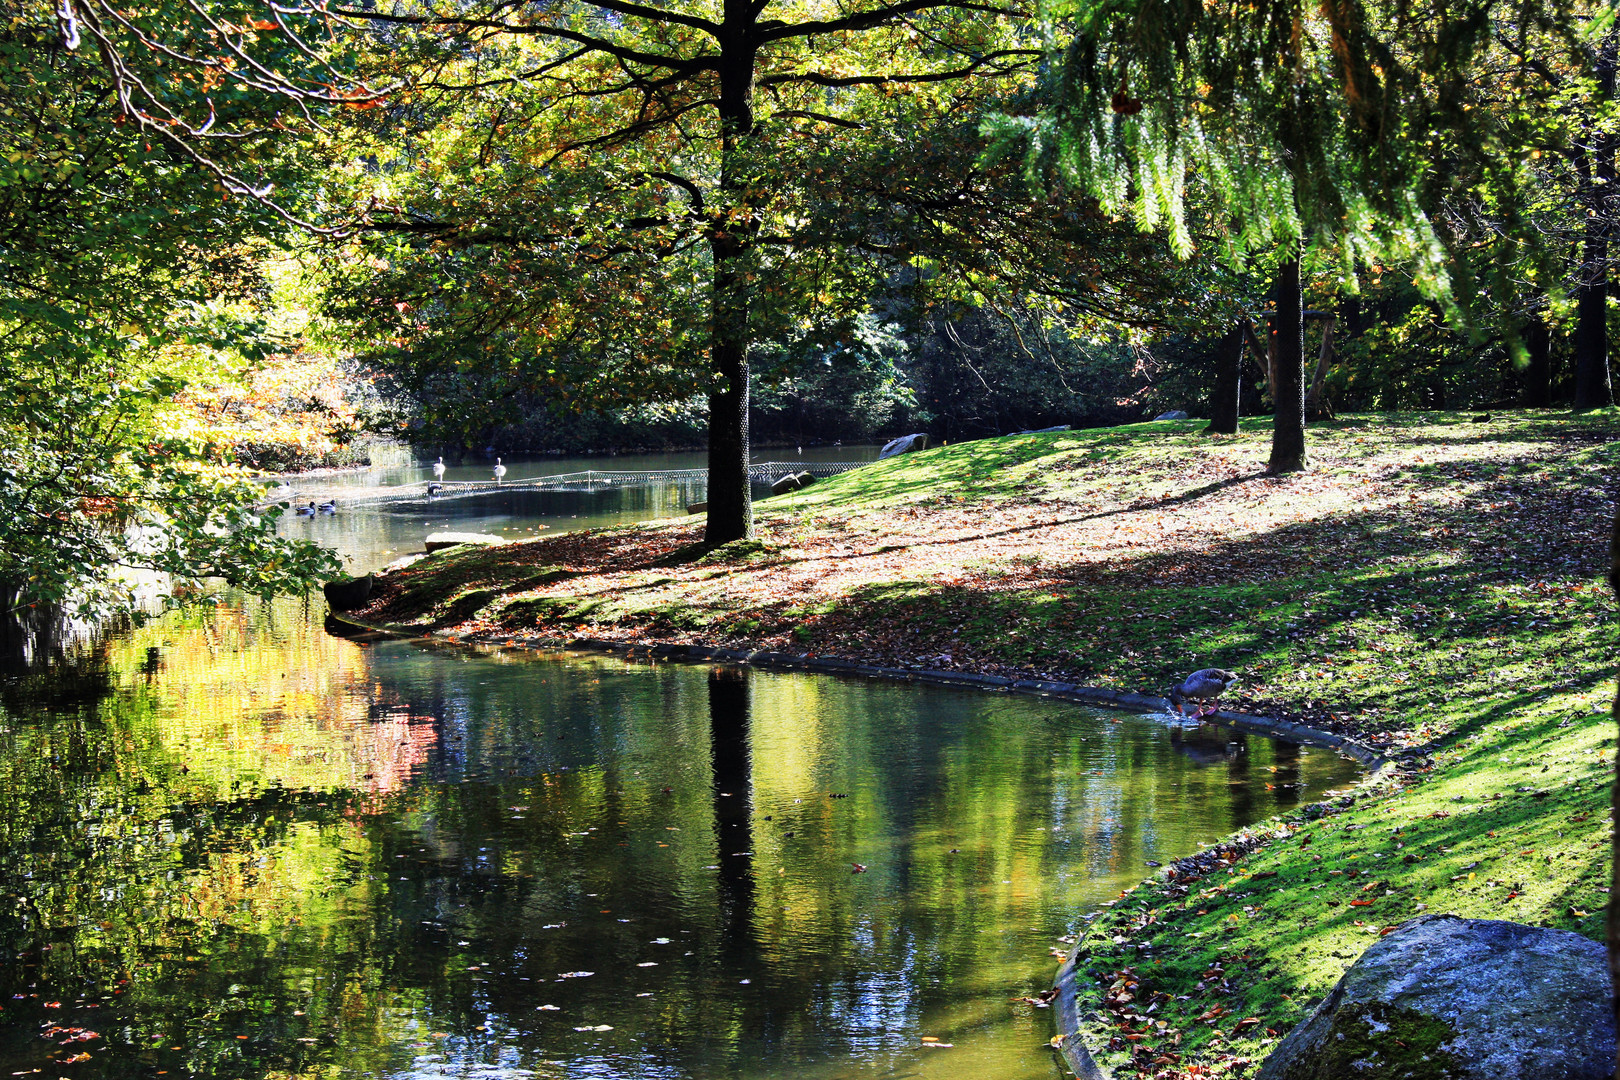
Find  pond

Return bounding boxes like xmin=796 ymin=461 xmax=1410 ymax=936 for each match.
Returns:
xmin=0 ymin=451 xmax=1361 ymax=1080
xmin=280 ymin=447 xmax=879 ymax=576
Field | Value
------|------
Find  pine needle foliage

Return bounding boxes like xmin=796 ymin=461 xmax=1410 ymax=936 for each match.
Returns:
xmin=984 ymin=0 xmax=1613 ymax=309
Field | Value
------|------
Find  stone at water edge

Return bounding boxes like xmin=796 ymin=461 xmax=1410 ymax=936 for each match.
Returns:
xmin=1154 ymin=409 xmax=1190 ymax=420
xmin=878 ymin=433 xmax=929 ymax=459
xmin=322 ymin=575 xmax=374 ymax=612
xmin=768 ymin=471 xmax=817 ymax=496
xmin=1256 ymin=913 xmax=1614 ymax=1080
xmin=423 ymin=532 xmax=506 ymax=553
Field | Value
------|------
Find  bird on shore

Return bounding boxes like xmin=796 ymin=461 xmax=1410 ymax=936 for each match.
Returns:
xmin=1167 ymin=669 xmax=1239 ymax=717
xmin=493 ymin=458 xmax=507 ymax=482
xmin=433 ymin=456 xmax=447 ymax=480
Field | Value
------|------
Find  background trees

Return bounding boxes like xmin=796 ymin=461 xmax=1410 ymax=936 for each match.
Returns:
xmin=294 ymin=0 xmax=1049 ymax=544
xmin=987 ymin=0 xmax=1620 ymax=470
xmin=0 ymin=10 xmax=339 ymax=619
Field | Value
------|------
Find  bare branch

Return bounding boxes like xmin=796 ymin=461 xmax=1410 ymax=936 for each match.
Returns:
xmin=754 ymin=0 xmax=1028 ymax=43
xmin=759 ymin=49 xmax=1041 ymax=88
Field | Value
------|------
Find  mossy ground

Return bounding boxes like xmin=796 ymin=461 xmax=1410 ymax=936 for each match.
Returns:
xmin=352 ymin=409 xmax=1619 ymax=1077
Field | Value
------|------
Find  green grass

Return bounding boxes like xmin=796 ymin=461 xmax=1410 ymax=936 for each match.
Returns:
xmin=357 ymin=408 xmax=1620 ymax=1075
xmin=1069 ymin=697 xmax=1611 ymax=1075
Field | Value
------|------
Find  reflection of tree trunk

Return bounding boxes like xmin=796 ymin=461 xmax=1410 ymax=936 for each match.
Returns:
xmin=709 ymin=667 xmax=754 ymax=952
xmin=1523 ymin=318 xmax=1552 ymax=408
xmin=1270 ymin=740 xmax=1302 ymax=808
xmin=1225 ymin=732 xmax=1253 ymax=824
xmin=0 ymin=599 xmax=72 ymax=676
xmin=1268 ymin=257 xmax=1308 ymax=474
xmin=1206 ymin=324 xmax=1243 ymax=435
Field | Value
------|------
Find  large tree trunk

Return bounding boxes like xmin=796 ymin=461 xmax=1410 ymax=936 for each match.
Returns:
xmin=704 ymin=25 xmax=760 ymax=546
xmin=1576 ymin=33 xmax=1617 ymax=411
xmin=1609 ymin=504 xmax=1620 ymax=1080
xmin=1268 ymin=256 xmax=1308 ymax=473
xmin=1206 ymin=323 xmax=1243 ymax=435
xmin=1523 ymin=318 xmax=1552 ymax=407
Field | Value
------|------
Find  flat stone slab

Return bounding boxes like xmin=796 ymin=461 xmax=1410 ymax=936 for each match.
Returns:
xmin=1257 ymin=913 xmax=1615 ymax=1080
xmin=424 ymin=531 xmax=505 ymax=553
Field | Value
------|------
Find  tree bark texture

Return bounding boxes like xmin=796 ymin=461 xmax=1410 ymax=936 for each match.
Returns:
xmin=1268 ymin=257 xmax=1308 ymax=473
xmin=1206 ymin=323 xmax=1244 ymax=435
xmin=704 ymin=21 xmax=759 ymax=546
xmin=1523 ymin=318 xmax=1552 ymax=407
xmin=1576 ymin=32 xmax=1617 ymax=411
xmin=1608 ymin=502 xmax=1620 ymax=1080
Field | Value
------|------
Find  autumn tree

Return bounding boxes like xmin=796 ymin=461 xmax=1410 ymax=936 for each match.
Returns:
xmin=0 ymin=6 xmax=340 ymax=619
xmin=65 ymin=0 xmax=1050 ymax=544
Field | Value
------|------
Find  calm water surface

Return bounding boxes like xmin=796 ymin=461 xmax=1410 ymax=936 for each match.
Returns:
xmin=281 ymin=448 xmax=880 ymax=576
xmin=0 ymin=453 xmax=1361 ymax=1080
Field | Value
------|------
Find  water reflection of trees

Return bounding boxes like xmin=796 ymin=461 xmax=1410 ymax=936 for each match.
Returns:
xmin=0 ymin=600 xmax=1359 ymax=1080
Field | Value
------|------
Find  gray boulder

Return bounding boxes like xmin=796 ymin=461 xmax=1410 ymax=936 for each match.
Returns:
xmin=1257 ymin=914 xmax=1614 ymax=1080
xmin=1154 ymin=409 xmax=1190 ymax=420
xmin=878 ymin=433 xmax=928 ymax=459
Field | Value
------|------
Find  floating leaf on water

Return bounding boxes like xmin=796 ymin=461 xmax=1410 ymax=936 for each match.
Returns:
xmin=651 ymin=938 xmax=671 ymax=944
xmin=637 ymin=962 xmax=658 ymax=967
xmin=536 ymin=1005 xmax=560 ymax=1011
xmin=558 ymin=971 xmax=594 ymax=979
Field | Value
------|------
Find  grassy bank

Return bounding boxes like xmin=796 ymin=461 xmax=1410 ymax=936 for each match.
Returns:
xmin=350 ymin=409 xmax=1618 ymax=1076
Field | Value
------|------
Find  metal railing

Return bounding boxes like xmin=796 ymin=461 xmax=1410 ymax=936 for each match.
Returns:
xmin=277 ymin=460 xmax=869 ymax=506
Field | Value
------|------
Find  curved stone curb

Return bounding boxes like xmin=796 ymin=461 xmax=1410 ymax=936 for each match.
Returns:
xmin=324 ymin=612 xmax=1388 ymax=770
xmin=1052 ymin=945 xmax=1111 ymax=1079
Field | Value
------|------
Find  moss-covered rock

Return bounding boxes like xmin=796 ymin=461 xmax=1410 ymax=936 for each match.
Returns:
xmin=1257 ymin=914 xmax=1613 ymax=1079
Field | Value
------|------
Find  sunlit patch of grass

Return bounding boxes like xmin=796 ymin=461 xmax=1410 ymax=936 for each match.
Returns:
xmin=1069 ymin=697 xmax=1612 ymax=1073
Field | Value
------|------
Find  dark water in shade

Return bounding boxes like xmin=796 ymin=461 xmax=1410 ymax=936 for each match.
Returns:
xmin=0 ymin=453 xmax=1362 ymax=1080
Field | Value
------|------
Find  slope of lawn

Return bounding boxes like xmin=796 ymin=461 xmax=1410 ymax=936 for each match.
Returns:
xmin=349 ymin=408 xmax=1620 ymax=1076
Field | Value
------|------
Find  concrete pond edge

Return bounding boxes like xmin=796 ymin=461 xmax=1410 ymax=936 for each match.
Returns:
xmin=325 ymin=609 xmax=1390 ymax=1080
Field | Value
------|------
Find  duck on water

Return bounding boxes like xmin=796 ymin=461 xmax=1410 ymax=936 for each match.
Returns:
xmin=1167 ymin=669 xmax=1239 ymax=717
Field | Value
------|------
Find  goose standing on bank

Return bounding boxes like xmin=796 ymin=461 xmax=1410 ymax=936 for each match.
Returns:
xmin=433 ymin=456 xmax=447 ymax=480
xmin=493 ymin=458 xmax=507 ymax=482
xmin=1167 ymin=669 xmax=1239 ymax=717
